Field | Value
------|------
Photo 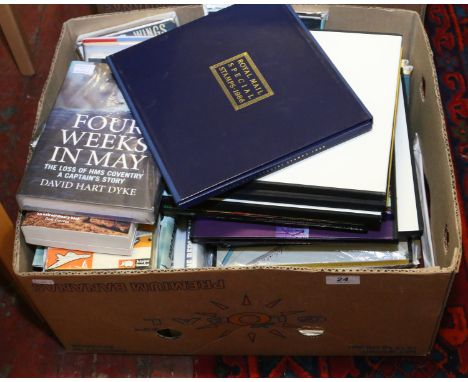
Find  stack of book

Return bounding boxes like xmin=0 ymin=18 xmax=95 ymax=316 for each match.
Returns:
xmin=18 ymin=5 xmax=432 ymax=272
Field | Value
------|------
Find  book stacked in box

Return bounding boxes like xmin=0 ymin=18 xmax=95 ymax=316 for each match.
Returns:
xmin=18 ymin=5 xmax=432 ymax=272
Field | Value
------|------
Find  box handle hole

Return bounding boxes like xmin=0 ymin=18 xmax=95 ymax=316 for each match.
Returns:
xmin=420 ymin=75 xmax=426 ymax=102
xmin=298 ymin=328 xmax=324 ymax=337
xmin=156 ymin=328 xmax=182 ymax=340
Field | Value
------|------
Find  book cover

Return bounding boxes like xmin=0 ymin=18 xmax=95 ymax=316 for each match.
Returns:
xmin=43 ymin=229 xmax=153 ymax=271
xmin=254 ymin=30 xmax=402 ymax=209
xmin=107 ymin=5 xmax=372 ymax=207
xmin=17 ymin=61 xmax=162 ymax=224
xmin=21 ymin=211 xmax=137 ymax=256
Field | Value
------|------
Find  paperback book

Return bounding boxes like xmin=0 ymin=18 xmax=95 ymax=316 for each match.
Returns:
xmin=40 ymin=229 xmax=153 ymax=271
xmin=21 ymin=211 xmax=137 ymax=256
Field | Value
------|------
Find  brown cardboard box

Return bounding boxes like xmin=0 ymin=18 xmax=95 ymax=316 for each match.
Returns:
xmin=7 ymin=5 xmax=462 ymax=356
xmin=359 ymin=4 xmax=426 ymax=20
xmin=95 ymin=4 xmax=427 ymax=21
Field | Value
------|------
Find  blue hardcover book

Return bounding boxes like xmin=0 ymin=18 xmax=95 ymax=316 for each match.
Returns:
xmin=107 ymin=5 xmax=372 ymax=207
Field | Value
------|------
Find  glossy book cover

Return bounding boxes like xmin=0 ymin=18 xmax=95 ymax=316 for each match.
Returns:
xmin=17 ymin=62 xmax=161 ymax=223
xmin=107 ymin=5 xmax=372 ymax=207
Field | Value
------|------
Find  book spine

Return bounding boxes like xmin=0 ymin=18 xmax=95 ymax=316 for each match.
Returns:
xmin=107 ymin=56 xmax=181 ymax=204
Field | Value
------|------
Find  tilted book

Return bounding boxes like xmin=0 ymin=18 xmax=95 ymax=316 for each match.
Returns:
xmin=17 ymin=61 xmax=162 ymax=223
xmin=107 ymin=5 xmax=372 ymax=207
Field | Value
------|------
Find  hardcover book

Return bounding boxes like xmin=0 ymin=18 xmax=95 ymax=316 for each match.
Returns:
xmin=191 ymin=212 xmax=396 ymax=245
xmin=107 ymin=5 xmax=372 ymax=207
xmin=17 ymin=62 xmax=162 ymax=224
xmin=21 ymin=211 xmax=137 ymax=256
xmin=244 ymin=30 xmax=403 ymax=210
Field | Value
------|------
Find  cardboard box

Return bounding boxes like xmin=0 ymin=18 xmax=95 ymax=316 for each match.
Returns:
xmin=6 ymin=5 xmax=463 ymax=355
xmin=95 ymin=4 xmax=427 ymax=21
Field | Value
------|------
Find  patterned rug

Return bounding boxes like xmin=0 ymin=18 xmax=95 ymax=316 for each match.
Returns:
xmin=193 ymin=4 xmax=468 ymax=377
xmin=0 ymin=4 xmax=466 ymax=378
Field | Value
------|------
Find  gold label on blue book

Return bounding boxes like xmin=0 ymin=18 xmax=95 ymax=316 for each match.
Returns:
xmin=210 ymin=52 xmax=274 ymax=111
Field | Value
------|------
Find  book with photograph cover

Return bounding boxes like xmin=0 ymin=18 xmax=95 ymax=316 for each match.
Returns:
xmin=17 ymin=61 xmax=162 ymax=224
xmin=21 ymin=211 xmax=137 ymax=256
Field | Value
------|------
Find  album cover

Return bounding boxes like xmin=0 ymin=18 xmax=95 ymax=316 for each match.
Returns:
xmin=107 ymin=5 xmax=372 ymax=207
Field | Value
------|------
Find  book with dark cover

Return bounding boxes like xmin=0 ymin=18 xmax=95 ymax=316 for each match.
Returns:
xmin=191 ymin=213 xmax=396 ymax=245
xmin=107 ymin=5 xmax=372 ymax=207
xmin=17 ymin=61 xmax=161 ymax=224
xmin=160 ymin=192 xmax=382 ymax=231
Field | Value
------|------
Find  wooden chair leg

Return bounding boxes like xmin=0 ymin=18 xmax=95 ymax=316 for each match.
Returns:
xmin=0 ymin=5 xmax=35 ymax=76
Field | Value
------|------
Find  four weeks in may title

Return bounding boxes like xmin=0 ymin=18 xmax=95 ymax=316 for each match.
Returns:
xmin=18 ymin=62 xmax=159 ymax=221
xmin=41 ymin=111 xmax=147 ymax=196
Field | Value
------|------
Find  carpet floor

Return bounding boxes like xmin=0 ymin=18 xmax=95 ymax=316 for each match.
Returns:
xmin=0 ymin=4 xmax=466 ymax=377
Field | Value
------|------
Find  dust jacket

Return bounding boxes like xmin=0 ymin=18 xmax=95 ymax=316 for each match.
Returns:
xmin=107 ymin=5 xmax=372 ymax=207
xmin=17 ymin=62 xmax=161 ymax=223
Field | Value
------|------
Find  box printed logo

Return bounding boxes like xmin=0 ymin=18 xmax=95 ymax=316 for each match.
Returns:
xmin=136 ymin=293 xmax=326 ymax=343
